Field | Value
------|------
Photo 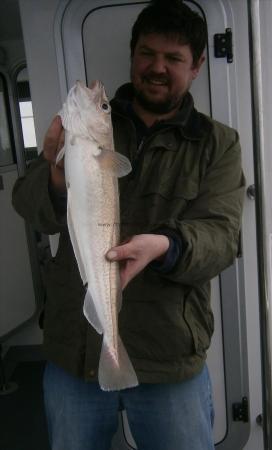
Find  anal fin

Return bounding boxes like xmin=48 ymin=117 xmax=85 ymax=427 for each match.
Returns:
xmin=83 ymin=289 xmax=103 ymax=335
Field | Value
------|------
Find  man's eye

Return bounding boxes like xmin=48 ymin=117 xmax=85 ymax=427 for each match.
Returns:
xmin=168 ymin=56 xmax=182 ymax=62
xmin=140 ymin=51 xmax=153 ymax=57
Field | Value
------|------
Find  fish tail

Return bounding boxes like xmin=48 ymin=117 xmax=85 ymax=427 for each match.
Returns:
xmin=98 ymin=336 xmax=138 ymax=391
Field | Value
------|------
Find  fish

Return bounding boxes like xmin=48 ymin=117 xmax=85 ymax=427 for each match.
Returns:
xmin=57 ymin=80 xmax=138 ymax=391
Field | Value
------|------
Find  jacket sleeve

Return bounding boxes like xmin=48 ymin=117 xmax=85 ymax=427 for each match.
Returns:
xmin=155 ymin=126 xmax=245 ymax=285
xmin=12 ymin=153 xmax=67 ymax=235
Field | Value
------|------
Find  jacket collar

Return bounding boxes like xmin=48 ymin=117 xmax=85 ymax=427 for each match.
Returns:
xmin=111 ymin=83 xmax=209 ymax=141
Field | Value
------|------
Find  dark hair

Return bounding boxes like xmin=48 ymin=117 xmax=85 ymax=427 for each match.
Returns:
xmin=130 ymin=0 xmax=207 ymax=65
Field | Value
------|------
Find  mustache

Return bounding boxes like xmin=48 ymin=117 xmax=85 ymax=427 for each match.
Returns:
xmin=143 ymin=72 xmax=169 ymax=84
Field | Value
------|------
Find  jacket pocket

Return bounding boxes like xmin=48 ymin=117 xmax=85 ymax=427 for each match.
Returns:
xmin=130 ymin=177 xmax=199 ymax=228
xmin=119 ymin=299 xmax=196 ymax=362
xmin=183 ymin=295 xmax=214 ymax=356
xmin=140 ymin=176 xmax=199 ymax=201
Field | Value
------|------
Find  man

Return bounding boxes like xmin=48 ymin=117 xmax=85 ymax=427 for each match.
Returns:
xmin=12 ymin=1 xmax=245 ymax=449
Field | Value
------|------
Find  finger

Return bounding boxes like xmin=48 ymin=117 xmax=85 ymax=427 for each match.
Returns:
xmin=106 ymin=241 xmax=134 ymax=262
xmin=43 ymin=115 xmax=63 ymax=163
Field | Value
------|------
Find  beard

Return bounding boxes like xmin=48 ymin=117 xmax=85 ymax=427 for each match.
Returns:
xmin=132 ymin=76 xmax=184 ymax=115
xmin=133 ymin=89 xmax=182 ymax=114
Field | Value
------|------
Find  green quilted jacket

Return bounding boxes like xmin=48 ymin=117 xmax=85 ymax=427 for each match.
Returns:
xmin=12 ymin=86 xmax=245 ymax=383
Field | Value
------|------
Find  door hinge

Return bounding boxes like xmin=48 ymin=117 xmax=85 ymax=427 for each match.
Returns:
xmin=214 ymin=28 xmax=233 ymax=63
xmin=232 ymin=397 xmax=249 ymax=422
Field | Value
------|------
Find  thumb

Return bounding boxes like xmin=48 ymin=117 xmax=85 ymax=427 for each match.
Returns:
xmin=106 ymin=242 xmax=133 ymax=261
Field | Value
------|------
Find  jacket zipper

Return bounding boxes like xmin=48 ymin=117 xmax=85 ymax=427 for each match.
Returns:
xmin=131 ymin=125 xmax=175 ymax=179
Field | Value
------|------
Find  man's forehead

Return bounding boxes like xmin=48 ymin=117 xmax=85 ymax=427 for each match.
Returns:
xmin=136 ymin=32 xmax=192 ymax=53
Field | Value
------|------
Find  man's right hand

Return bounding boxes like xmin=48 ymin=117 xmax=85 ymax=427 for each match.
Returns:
xmin=43 ymin=115 xmax=66 ymax=192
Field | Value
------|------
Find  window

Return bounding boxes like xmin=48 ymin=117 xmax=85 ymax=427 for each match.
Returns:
xmin=19 ymin=101 xmax=37 ymax=148
xmin=16 ymin=68 xmax=38 ymax=161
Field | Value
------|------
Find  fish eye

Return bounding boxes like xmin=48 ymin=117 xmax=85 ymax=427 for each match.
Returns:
xmin=101 ymin=102 xmax=110 ymax=112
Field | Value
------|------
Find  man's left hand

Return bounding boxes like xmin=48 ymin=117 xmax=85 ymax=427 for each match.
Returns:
xmin=106 ymin=234 xmax=170 ymax=289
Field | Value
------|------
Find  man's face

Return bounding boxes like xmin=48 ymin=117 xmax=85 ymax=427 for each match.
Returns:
xmin=130 ymin=33 xmax=204 ymax=115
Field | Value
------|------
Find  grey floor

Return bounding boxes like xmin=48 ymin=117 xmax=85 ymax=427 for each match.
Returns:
xmin=0 ymin=361 xmax=50 ymax=450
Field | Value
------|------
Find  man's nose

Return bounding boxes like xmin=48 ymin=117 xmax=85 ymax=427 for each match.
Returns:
xmin=149 ymin=56 xmax=167 ymax=73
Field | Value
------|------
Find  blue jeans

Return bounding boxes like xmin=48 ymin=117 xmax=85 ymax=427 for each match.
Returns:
xmin=43 ymin=362 xmax=215 ymax=450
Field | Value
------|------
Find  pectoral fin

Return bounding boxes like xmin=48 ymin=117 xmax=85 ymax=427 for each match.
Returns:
xmin=95 ymin=149 xmax=132 ymax=178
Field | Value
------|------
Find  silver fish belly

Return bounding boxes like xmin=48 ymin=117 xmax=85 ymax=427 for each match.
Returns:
xmin=58 ymin=81 xmax=138 ymax=391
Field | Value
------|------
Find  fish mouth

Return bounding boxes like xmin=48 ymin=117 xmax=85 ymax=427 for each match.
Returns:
xmin=81 ymin=80 xmax=109 ymax=107
xmin=75 ymin=80 xmax=104 ymax=92
xmin=89 ymin=80 xmax=103 ymax=90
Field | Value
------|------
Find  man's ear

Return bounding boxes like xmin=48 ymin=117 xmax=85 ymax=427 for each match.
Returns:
xmin=192 ymin=53 xmax=205 ymax=79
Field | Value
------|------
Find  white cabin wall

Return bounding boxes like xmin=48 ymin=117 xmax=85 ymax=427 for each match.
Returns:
xmin=18 ymin=1 xmax=66 ymax=266
xmin=230 ymin=0 xmax=272 ymax=447
xmin=228 ymin=1 xmax=263 ymax=448
xmin=232 ymin=0 xmax=264 ymax=443
xmin=258 ymin=0 xmax=272 ymax=346
xmin=259 ymin=1 xmax=272 ymax=231
xmin=18 ymin=0 xmax=64 ymax=153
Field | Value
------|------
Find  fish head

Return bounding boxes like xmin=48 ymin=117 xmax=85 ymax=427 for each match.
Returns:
xmin=74 ymin=80 xmax=113 ymax=148
xmin=60 ymin=80 xmax=113 ymax=149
